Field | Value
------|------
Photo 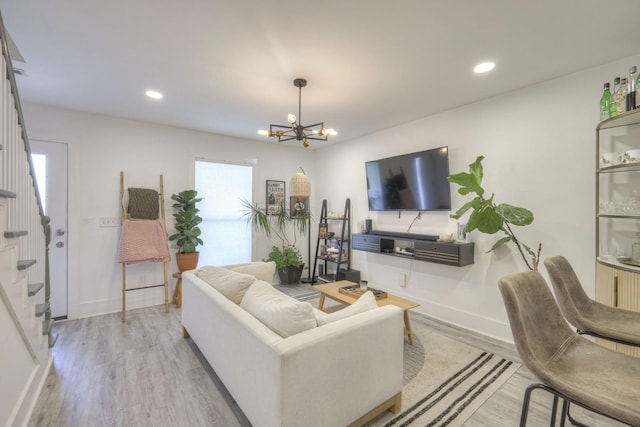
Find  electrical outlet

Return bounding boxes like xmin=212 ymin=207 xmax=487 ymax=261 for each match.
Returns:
xmin=99 ymin=217 xmax=120 ymax=227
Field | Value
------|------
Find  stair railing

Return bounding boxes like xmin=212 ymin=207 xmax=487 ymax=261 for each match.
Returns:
xmin=0 ymin=10 xmax=53 ymax=344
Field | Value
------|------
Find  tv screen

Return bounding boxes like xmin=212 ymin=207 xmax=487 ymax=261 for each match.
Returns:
xmin=365 ymin=146 xmax=451 ymax=211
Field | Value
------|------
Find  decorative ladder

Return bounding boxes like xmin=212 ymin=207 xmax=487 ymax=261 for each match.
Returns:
xmin=0 ymin=8 xmax=56 ymax=427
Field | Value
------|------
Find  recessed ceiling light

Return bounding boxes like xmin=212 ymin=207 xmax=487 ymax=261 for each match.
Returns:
xmin=145 ymin=90 xmax=163 ymax=100
xmin=473 ymin=62 xmax=495 ymax=74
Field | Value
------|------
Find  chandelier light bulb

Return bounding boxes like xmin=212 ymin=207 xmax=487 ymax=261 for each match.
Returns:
xmin=287 ymin=113 xmax=297 ymax=124
xmin=258 ymin=130 xmax=269 ymax=136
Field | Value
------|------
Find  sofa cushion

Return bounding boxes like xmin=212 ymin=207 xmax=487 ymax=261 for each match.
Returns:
xmin=240 ymin=280 xmax=317 ymax=338
xmin=196 ymin=266 xmax=256 ymax=304
xmin=223 ymin=261 xmax=276 ymax=283
xmin=316 ymin=291 xmax=378 ymax=326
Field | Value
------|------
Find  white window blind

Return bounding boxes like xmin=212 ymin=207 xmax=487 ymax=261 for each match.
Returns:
xmin=195 ymin=160 xmax=252 ymax=266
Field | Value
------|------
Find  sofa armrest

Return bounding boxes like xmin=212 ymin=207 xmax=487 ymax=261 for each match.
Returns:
xmin=274 ymin=305 xmax=404 ymax=427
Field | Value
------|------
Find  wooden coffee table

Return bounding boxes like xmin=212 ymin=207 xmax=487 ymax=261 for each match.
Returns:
xmin=315 ymin=280 xmax=420 ymax=345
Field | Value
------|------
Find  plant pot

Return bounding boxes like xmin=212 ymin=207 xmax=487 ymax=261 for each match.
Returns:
xmin=176 ymin=252 xmax=199 ymax=272
xmin=277 ymin=264 xmax=304 ymax=285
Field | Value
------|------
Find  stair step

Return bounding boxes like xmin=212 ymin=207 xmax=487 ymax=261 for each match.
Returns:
xmin=27 ymin=282 xmax=44 ymax=296
xmin=48 ymin=333 xmax=58 ymax=348
xmin=0 ymin=189 xmax=17 ymax=199
xmin=42 ymin=319 xmax=53 ymax=335
xmin=35 ymin=302 xmax=49 ymax=317
xmin=17 ymin=259 xmax=36 ymax=270
xmin=4 ymin=230 xmax=28 ymax=238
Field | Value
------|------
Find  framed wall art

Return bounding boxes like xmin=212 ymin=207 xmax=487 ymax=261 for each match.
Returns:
xmin=456 ymin=222 xmax=469 ymax=243
xmin=266 ymin=180 xmax=285 ymax=215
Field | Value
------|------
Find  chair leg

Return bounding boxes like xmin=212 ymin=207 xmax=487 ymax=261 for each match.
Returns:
xmin=520 ymin=384 xmax=537 ymax=427
xmin=565 ymin=402 xmax=589 ymax=427
xmin=560 ymin=399 xmax=569 ymax=427
xmin=550 ymin=395 xmax=559 ymax=427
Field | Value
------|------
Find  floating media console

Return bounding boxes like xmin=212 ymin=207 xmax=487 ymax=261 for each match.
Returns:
xmin=369 ymin=230 xmax=439 ymax=241
xmin=352 ymin=232 xmax=474 ymax=267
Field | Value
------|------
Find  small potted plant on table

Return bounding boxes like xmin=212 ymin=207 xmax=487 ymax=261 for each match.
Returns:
xmin=242 ymin=199 xmax=309 ymax=284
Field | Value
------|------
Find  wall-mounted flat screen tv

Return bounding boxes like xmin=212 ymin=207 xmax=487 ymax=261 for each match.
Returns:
xmin=365 ymin=146 xmax=451 ymax=211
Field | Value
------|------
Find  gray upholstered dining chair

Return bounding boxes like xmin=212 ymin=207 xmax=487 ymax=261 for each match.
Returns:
xmin=544 ymin=255 xmax=640 ymax=347
xmin=498 ymin=270 xmax=640 ymax=426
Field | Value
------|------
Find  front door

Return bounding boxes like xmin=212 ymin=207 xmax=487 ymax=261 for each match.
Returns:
xmin=30 ymin=139 xmax=68 ymax=319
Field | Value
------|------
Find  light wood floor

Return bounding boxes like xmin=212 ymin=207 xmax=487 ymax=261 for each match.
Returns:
xmin=28 ymin=305 xmax=625 ymax=427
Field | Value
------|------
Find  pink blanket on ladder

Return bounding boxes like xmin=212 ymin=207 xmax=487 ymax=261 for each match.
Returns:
xmin=118 ymin=219 xmax=171 ymax=263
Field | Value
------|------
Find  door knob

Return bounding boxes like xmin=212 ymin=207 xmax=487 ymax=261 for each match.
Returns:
xmin=56 ymin=242 xmax=64 ymax=248
xmin=56 ymin=228 xmax=65 ymax=236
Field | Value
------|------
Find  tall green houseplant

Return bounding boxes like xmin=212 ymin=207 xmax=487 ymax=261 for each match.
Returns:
xmin=169 ymin=190 xmax=203 ymax=271
xmin=447 ymin=156 xmax=541 ymax=271
xmin=241 ymin=199 xmax=310 ymax=284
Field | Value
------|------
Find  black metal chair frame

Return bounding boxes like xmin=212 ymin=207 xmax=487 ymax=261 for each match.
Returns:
xmin=521 ymin=383 xmax=634 ymax=427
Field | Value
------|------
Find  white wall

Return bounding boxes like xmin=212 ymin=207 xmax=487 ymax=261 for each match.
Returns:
xmin=315 ymin=53 xmax=640 ymax=342
xmin=21 ymin=52 xmax=640 ymax=341
xmin=21 ymin=105 xmax=315 ymax=319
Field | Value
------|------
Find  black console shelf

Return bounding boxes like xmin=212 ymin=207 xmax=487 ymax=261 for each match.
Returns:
xmin=352 ymin=232 xmax=474 ymax=267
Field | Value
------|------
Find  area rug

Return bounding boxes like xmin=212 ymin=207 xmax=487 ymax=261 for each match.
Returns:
xmin=279 ymin=283 xmax=520 ymax=427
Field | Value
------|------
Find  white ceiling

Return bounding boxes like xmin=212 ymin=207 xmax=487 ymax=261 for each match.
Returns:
xmin=2 ymin=0 xmax=640 ymax=148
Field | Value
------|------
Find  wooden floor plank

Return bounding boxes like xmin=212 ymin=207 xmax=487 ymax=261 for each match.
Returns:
xmin=28 ymin=305 xmax=626 ymax=426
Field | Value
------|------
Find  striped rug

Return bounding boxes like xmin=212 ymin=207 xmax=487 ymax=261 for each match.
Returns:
xmin=380 ymin=351 xmax=516 ymax=426
xmin=278 ymin=283 xmax=520 ymax=427
xmin=370 ymin=316 xmax=520 ymax=427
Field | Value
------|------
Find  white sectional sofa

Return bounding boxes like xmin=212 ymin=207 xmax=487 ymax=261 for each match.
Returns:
xmin=181 ymin=262 xmax=404 ymax=427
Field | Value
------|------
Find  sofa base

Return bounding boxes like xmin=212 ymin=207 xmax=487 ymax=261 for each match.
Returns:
xmin=348 ymin=392 xmax=402 ymax=427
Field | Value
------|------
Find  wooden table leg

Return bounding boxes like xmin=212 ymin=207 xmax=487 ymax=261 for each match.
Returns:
xmin=404 ymin=310 xmax=414 ymax=346
xmin=318 ymin=294 xmax=326 ymax=310
xmin=172 ymin=273 xmax=182 ymax=308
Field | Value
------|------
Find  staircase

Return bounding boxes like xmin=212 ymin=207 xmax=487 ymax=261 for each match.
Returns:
xmin=0 ymin=9 xmax=55 ymax=427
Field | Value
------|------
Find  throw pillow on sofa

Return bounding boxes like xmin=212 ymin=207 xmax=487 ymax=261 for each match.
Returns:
xmin=240 ymin=280 xmax=317 ymax=338
xmin=316 ymin=291 xmax=378 ymax=326
xmin=196 ymin=266 xmax=256 ymax=304
xmin=221 ymin=261 xmax=276 ymax=283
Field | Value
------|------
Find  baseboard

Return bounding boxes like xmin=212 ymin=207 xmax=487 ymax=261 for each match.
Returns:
xmin=388 ymin=291 xmax=514 ymax=344
xmin=76 ymin=286 xmax=168 ymax=318
xmin=13 ymin=354 xmax=53 ymax=427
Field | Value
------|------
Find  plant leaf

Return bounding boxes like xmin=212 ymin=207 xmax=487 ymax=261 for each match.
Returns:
xmin=487 ymin=236 xmax=512 ymax=253
xmin=447 ymin=156 xmax=485 ymax=197
xmin=495 ymin=204 xmax=534 ymax=226
xmin=521 ymin=242 xmax=537 ymax=258
xmin=467 ymin=207 xmax=503 ymax=234
xmin=449 ymin=199 xmax=476 ymax=219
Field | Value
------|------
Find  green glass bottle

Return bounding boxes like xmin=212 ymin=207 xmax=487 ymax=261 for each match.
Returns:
xmin=600 ymin=82 xmax=612 ymax=121
xmin=636 ymin=71 xmax=640 ymax=109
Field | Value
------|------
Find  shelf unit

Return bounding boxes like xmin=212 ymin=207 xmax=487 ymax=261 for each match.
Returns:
xmin=312 ymin=199 xmax=351 ymax=283
xmin=352 ymin=232 xmax=474 ymax=267
xmin=595 ymin=108 xmax=640 ymax=357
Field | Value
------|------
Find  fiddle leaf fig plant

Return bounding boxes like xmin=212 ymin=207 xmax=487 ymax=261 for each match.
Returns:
xmin=168 ymin=190 xmax=204 ymax=253
xmin=447 ymin=156 xmax=541 ymax=271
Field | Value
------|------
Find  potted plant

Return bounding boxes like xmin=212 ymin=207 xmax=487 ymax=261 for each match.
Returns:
xmin=168 ymin=189 xmax=204 ymax=272
xmin=447 ymin=156 xmax=542 ymax=271
xmin=242 ymin=199 xmax=310 ymax=284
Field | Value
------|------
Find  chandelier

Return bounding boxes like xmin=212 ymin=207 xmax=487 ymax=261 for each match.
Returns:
xmin=259 ymin=78 xmax=337 ymax=148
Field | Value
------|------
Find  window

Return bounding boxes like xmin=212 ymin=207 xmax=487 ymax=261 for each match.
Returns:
xmin=195 ymin=160 xmax=252 ymax=266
